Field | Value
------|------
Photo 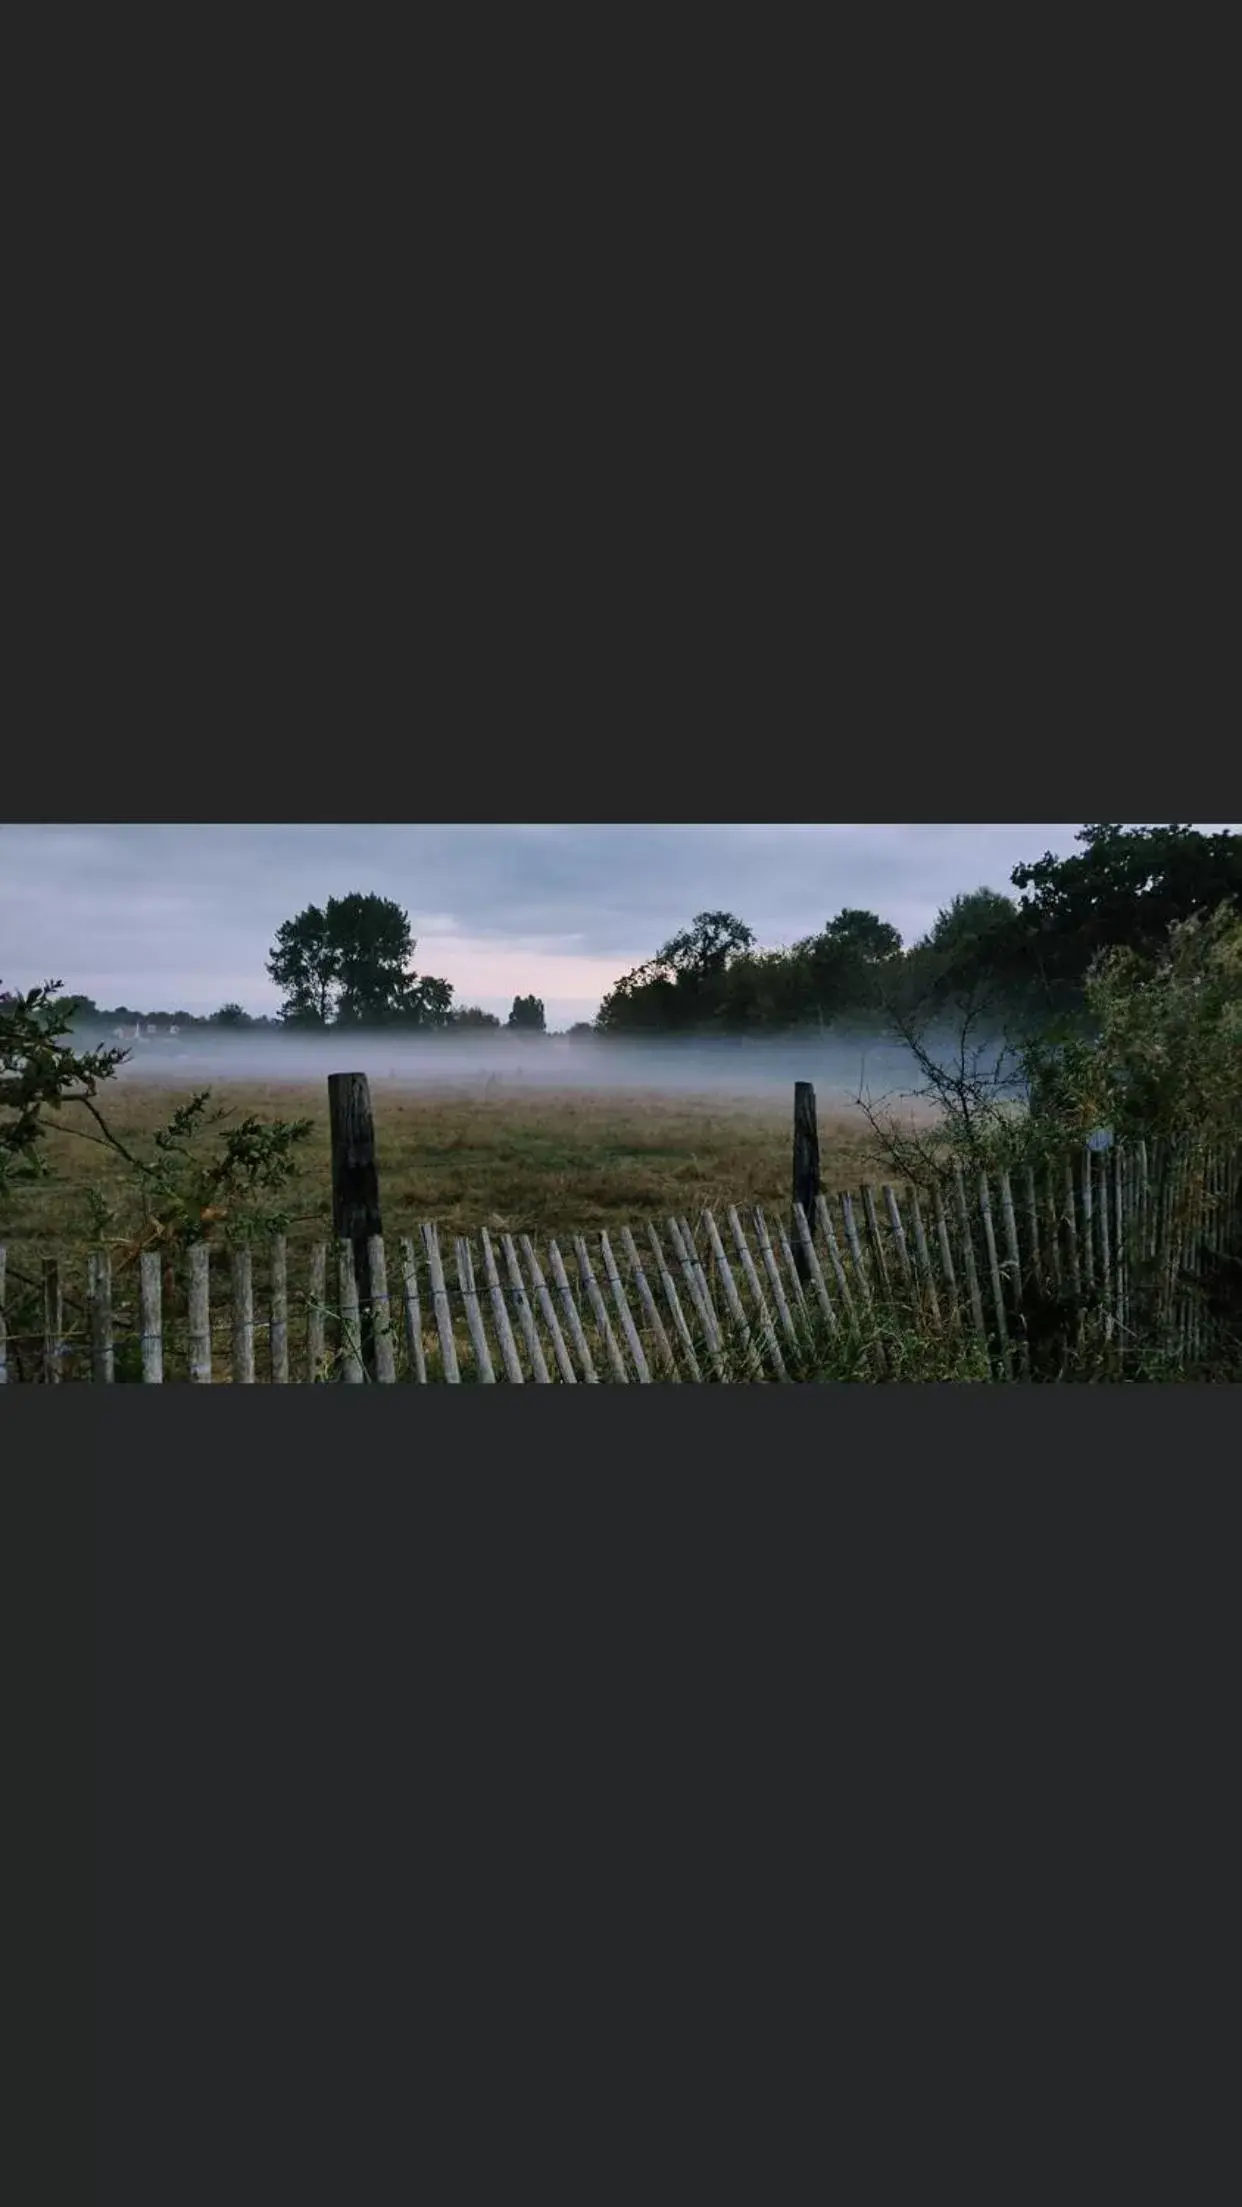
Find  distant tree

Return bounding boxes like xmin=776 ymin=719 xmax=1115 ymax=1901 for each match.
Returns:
xmin=267 ymin=904 xmax=340 ymax=1026
xmin=327 ymin=894 xmax=417 ymax=1025
xmin=821 ymin=908 xmax=903 ymax=963
xmin=210 ymin=1003 xmax=253 ymax=1028
xmin=925 ymin=888 xmax=1018 ymax=954
xmin=451 ymin=1005 xmax=501 ymax=1030
xmin=566 ymin=1021 xmax=597 ymax=1040
xmin=655 ymin=910 xmax=756 ymax=982
xmin=267 ymin=893 xmax=420 ymax=1026
xmin=403 ymin=975 xmax=455 ymax=1028
xmin=507 ymin=994 xmax=547 ymax=1033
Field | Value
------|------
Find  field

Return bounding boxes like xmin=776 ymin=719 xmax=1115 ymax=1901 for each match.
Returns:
xmin=2 ymin=1076 xmax=899 ymax=1254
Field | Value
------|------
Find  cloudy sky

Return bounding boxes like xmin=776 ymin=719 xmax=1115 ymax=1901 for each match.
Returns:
xmin=2 ymin=824 xmax=1238 ymax=1025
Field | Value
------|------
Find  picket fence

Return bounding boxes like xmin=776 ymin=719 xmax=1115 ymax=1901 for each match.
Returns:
xmin=2 ymin=1134 xmax=1238 ymax=1383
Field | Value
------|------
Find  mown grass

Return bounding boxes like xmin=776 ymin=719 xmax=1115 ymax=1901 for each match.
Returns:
xmin=1 ymin=1078 xmax=892 ymax=1255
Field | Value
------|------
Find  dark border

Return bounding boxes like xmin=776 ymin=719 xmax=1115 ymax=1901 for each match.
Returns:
xmin=4 ymin=731 xmax=1234 ymax=822
xmin=37 ymin=1386 xmax=1233 ymax=2189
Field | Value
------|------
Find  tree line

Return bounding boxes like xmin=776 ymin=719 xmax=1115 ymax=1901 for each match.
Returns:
xmin=41 ymin=894 xmax=550 ymax=1037
xmin=592 ymin=825 xmax=1242 ymax=1038
xmin=23 ymin=824 xmax=1242 ymax=1046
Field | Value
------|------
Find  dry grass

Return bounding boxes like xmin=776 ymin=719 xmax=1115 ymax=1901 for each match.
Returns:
xmin=2 ymin=1077 xmax=906 ymax=1254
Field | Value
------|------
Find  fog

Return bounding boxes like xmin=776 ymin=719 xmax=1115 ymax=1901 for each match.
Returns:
xmin=103 ymin=1028 xmax=1021 ymax=1110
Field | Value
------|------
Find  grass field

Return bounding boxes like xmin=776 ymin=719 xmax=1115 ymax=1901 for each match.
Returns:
xmin=2 ymin=1077 xmax=901 ymax=1253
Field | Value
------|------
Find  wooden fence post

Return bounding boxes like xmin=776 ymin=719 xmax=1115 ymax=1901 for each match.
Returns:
xmin=328 ymin=1071 xmax=383 ymax=1381
xmin=792 ymin=1081 xmax=820 ymax=1285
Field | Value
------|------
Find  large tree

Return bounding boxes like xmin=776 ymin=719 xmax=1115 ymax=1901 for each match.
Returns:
xmin=328 ymin=893 xmax=417 ymax=1026
xmin=266 ymin=903 xmax=341 ymax=1026
xmin=267 ymin=894 xmax=451 ymax=1026
xmin=507 ymin=994 xmax=547 ymax=1033
xmin=1009 ymin=824 xmax=1242 ymax=997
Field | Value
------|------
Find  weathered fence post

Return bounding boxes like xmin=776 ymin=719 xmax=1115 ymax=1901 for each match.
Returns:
xmin=328 ymin=1071 xmax=383 ymax=1381
xmin=792 ymin=1081 xmax=821 ymax=1285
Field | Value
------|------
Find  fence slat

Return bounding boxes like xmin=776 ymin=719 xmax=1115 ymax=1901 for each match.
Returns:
xmin=792 ymin=1201 xmax=838 ymax=1337
xmin=862 ymin=1186 xmax=894 ymax=1308
xmin=270 ymin=1236 xmax=289 ymax=1384
xmin=775 ymin=1218 xmax=811 ymax=1326
xmin=814 ymin=1196 xmax=857 ymax=1329
xmin=675 ymin=1216 xmax=728 ymax=1374
xmin=307 ymin=1244 xmax=327 ymax=1382
xmin=398 ymin=1236 xmax=428 ymax=1383
xmin=618 ymin=1226 xmax=680 ymax=1381
xmin=421 ymin=1223 xmax=460 ymax=1384
xmin=882 ymin=1186 xmax=916 ymax=1303
xmin=706 ymin=1206 xmax=766 ymax=1375
xmin=366 ymin=1236 xmax=397 ymax=1383
xmin=88 ymin=1249 xmax=115 ymax=1384
xmin=547 ymin=1239 xmax=598 ymax=1382
xmin=232 ymin=1246 xmax=256 ymax=1384
xmin=573 ymin=1237 xmax=628 ymax=1383
xmin=647 ymin=1223 xmax=702 ymax=1382
xmin=518 ymin=1235 xmax=576 ymax=1383
xmin=598 ymin=1231 xmax=652 ymax=1382
xmin=338 ymin=1239 xmax=365 ymax=1383
xmin=907 ymin=1190 xmax=941 ymax=1328
xmin=1042 ymin=1169 xmax=1063 ymax=1299
xmin=931 ymin=1185 xmax=960 ymax=1333
xmin=952 ymin=1167 xmax=987 ymax=1349
xmin=140 ymin=1251 xmax=163 ymax=1383
xmin=839 ymin=1194 xmax=875 ymax=1319
xmin=669 ymin=1217 xmax=726 ymax=1378
xmin=728 ymin=1207 xmax=786 ymax=1378
xmin=187 ymin=1243 xmax=211 ymax=1383
xmin=751 ymin=1208 xmax=800 ymax=1357
xmin=479 ymin=1228 xmax=525 ymax=1384
xmin=978 ymin=1174 xmax=1011 ymax=1378
xmin=998 ymin=1169 xmax=1029 ymax=1378
xmin=42 ymin=1258 xmax=63 ymax=1384
xmin=500 ymin=1233 xmax=551 ymax=1382
xmin=455 ymin=1238 xmax=495 ymax=1383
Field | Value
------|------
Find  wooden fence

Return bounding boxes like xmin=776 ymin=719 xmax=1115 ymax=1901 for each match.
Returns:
xmin=2 ymin=1132 xmax=1238 ymax=1383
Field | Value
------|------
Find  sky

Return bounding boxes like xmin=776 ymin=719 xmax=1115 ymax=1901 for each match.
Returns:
xmin=2 ymin=824 xmax=1239 ymax=1027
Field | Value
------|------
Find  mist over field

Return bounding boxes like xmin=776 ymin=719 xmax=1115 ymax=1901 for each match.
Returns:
xmin=104 ymin=1026 xmax=1016 ymax=1110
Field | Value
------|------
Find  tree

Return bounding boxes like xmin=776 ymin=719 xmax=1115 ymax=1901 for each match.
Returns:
xmin=566 ymin=1021 xmax=597 ymax=1040
xmin=267 ymin=894 xmax=420 ymax=1026
xmin=507 ymin=995 xmax=546 ymax=1032
xmin=327 ymin=893 xmax=416 ymax=1025
xmin=210 ymin=1003 xmax=253 ymax=1028
xmin=596 ymin=913 xmax=756 ymax=1033
xmin=403 ymin=976 xmax=455 ymax=1028
xmin=451 ymin=1005 xmax=501 ymax=1030
xmin=1024 ymin=903 xmax=1242 ymax=1147
xmin=1009 ymin=824 xmax=1242 ymax=1000
xmin=267 ymin=904 xmax=340 ymax=1026
xmin=926 ymin=887 xmax=1018 ymax=955
xmin=655 ymin=910 xmax=756 ymax=982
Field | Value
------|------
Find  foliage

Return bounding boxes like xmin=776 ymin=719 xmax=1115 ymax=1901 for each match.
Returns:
xmin=451 ymin=1005 xmax=501 ymax=1029
xmin=1023 ymin=903 xmax=1242 ymax=1148
xmin=592 ymin=827 xmax=1242 ymax=1039
xmin=266 ymin=901 xmax=341 ymax=1025
xmin=507 ymin=994 xmax=546 ymax=1033
xmin=64 ymin=1090 xmax=316 ymax=1261
xmin=1 ymin=981 xmax=127 ymax=1206
xmin=266 ymin=895 xmax=454 ymax=1027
